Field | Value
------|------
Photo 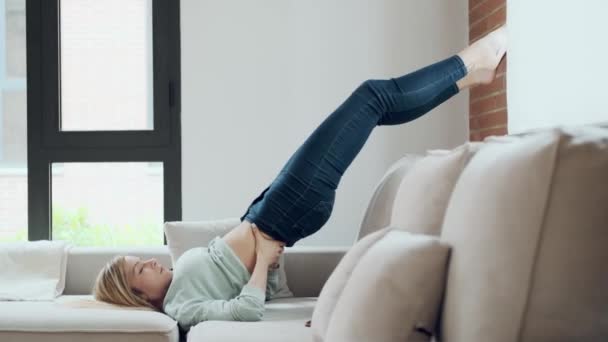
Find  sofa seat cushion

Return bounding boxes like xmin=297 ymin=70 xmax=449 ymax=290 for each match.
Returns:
xmin=188 ymin=297 xmax=316 ymax=342
xmin=0 ymin=295 xmax=179 ymax=342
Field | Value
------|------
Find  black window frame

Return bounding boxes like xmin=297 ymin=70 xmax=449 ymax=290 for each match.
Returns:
xmin=26 ymin=0 xmax=181 ymax=242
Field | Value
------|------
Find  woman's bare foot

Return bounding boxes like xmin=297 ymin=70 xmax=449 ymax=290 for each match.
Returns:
xmin=456 ymin=25 xmax=508 ymax=89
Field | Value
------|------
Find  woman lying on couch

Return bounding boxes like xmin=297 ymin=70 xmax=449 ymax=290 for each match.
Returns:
xmin=93 ymin=25 xmax=508 ymax=332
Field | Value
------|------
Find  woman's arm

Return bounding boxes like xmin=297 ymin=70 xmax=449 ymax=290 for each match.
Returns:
xmin=247 ymin=253 xmax=270 ymax=293
xmin=249 ymin=225 xmax=284 ymax=294
xmin=166 ymin=286 xmax=267 ymax=331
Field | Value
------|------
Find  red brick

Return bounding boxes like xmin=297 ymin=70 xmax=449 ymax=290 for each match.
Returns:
xmin=469 ymin=127 xmax=505 ymax=141
xmin=470 ymin=73 xmax=506 ymax=99
xmin=479 ymin=126 xmax=508 ymax=139
xmin=469 ymin=0 xmax=505 ymax=27
xmin=470 ymin=92 xmax=507 ymax=116
xmin=470 ymin=110 xmax=508 ymax=130
xmin=486 ymin=5 xmax=507 ymax=28
xmin=469 ymin=0 xmax=508 ymax=137
xmin=470 ymin=0 xmax=486 ymax=10
xmin=469 ymin=24 xmax=486 ymax=43
xmin=470 ymin=131 xmax=482 ymax=141
xmin=469 ymin=6 xmax=506 ymax=42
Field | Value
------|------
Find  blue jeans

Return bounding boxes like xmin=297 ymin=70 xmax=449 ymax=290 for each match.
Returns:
xmin=241 ymin=55 xmax=467 ymax=247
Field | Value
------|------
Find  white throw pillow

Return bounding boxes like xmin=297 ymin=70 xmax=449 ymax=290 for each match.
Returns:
xmin=325 ymin=229 xmax=450 ymax=342
xmin=164 ymin=219 xmax=293 ymax=299
xmin=0 ymin=240 xmax=72 ymax=300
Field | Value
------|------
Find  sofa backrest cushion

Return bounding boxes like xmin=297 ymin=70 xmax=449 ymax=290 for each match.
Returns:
xmin=389 ymin=143 xmax=480 ymax=236
xmin=439 ymin=126 xmax=608 ymax=341
xmin=164 ymin=218 xmax=240 ymax=263
xmin=325 ymin=229 xmax=450 ymax=342
xmin=357 ymin=154 xmax=421 ymax=240
xmin=516 ymin=126 xmax=608 ymax=340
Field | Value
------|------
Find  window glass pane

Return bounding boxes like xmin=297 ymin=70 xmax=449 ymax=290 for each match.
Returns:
xmin=6 ymin=0 xmax=25 ymax=78
xmin=52 ymin=162 xmax=164 ymax=246
xmin=60 ymin=0 xmax=153 ymax=131
xmin=1 ymin=90 xmax=25 ymax=163
xmin=0 ymin=0 xmax=27 ymax=243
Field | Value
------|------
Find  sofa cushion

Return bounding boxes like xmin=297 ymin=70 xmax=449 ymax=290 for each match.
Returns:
xmin=325 ymin=229 xmax=450 ymax=342
xmin=164 ymin=218 xmax=241 ymax=263
xmin=188 ymin=297 xmax=315 ymax=342
xmin=439 ymin=130 xmax=560 ymax=341
xmin=311 ymin=227 xmax=392 ymax=342
xmin=164 ymin=219 xmax=293 ymax=299
xmin=390 ymin=143 xmax=480 ymax=236
xmin=358 ymin=154 xmax=421 ymax=239
xmin=516 ymin=126 xmax=608 ymax=340
xmin=0 ymin=295 xmax=179 ymax=342
xmin=439 ymin=126 xmax=608 ymax=341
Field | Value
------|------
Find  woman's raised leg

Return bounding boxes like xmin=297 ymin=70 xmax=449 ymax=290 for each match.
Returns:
xmin=242 ymin=26 xmax=508 ymax=246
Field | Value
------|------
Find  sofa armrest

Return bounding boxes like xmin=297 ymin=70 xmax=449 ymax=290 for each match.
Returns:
xmin=282 ymin=246 xmax=349 ymax=297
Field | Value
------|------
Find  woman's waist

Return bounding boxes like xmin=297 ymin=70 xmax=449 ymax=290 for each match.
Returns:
xmin=222 ymin=221 xmax=260 ymax=274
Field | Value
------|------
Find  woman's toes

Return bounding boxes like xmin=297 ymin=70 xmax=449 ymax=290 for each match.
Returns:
xmin=481 ymin=25 xmax=508 ymax=68
xmin=457 ymin=24 xmax=508 ymax=87
xmin=490 ymin=25 xmax=508 ymax=60
xmin=463 ymin=24 xmax=508 ymax=73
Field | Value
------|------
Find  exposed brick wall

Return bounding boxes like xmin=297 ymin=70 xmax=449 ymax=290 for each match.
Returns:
xmin=468 ymin=0 xmax=507 ymax=141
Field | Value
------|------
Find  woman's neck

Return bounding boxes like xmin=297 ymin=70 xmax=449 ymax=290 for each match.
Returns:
xmin=152 ymin=277 xmax=173 ymax=311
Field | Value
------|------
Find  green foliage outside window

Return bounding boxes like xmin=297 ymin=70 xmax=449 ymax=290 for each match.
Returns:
xmin=0 ymin=206 xmax=163 ymax=246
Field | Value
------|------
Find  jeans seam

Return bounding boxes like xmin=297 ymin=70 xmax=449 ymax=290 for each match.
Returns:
xmin=280 ymin=107 xmax=368 ymax=220
xmin=386 ymin=55 xmax=467 ymax=115
xmin=384 ymin=84 xmax=457 ymax=120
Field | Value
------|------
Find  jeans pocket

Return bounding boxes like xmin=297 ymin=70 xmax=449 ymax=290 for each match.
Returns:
xmin=292 ymin=200 xmax=333 ymax=238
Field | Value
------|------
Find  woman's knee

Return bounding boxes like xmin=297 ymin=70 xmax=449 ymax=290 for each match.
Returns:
xmin=356 ymin=79 xmax=394 ymax=100
xmin=356 ymin=79 xmax=378 ymax=97
xmin=353 ymin=79 xmax=392 ymax=115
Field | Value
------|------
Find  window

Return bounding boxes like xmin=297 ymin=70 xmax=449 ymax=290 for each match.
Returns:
xmin=0 ymin=0 xmax=27 ymax=242
xmin=52 ymin=162 xmax=164 ymax=246
xmin=60 ymin=0 xmax=154 ymax=132
xmin=26 ymin=0 xmax=181 ymax=245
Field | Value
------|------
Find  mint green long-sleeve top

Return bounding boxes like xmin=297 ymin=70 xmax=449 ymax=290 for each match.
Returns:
xmin=162 ymin=236 xmax=282 ymax=332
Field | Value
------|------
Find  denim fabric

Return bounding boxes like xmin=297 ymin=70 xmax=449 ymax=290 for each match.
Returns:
xmin=241 ymin=55 xmax=468 ymax=247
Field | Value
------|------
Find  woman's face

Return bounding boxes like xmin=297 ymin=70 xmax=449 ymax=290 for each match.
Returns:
xmin=123 ymin=256 xmax=173 ymax=304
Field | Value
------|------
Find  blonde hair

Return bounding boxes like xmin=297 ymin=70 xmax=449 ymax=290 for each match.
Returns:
xmin=92 ymin=256 xmax=157 ymax=311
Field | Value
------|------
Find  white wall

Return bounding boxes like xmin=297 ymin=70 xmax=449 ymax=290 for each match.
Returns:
xmin=507 ymin=0 xmax=608 ymax=133
xmin=181 ymin=0 xmax=468 ymax=246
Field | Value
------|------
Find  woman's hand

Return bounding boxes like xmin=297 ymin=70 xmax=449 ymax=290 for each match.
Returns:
xmin=252 ymin=224 xmax=285 ymax=267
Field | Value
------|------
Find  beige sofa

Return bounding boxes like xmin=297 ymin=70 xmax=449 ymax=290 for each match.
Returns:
xmin=1 ymin=124 xmax=606 ymax=342
xmin=0 ymin=244 xmax=347 ymax=342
